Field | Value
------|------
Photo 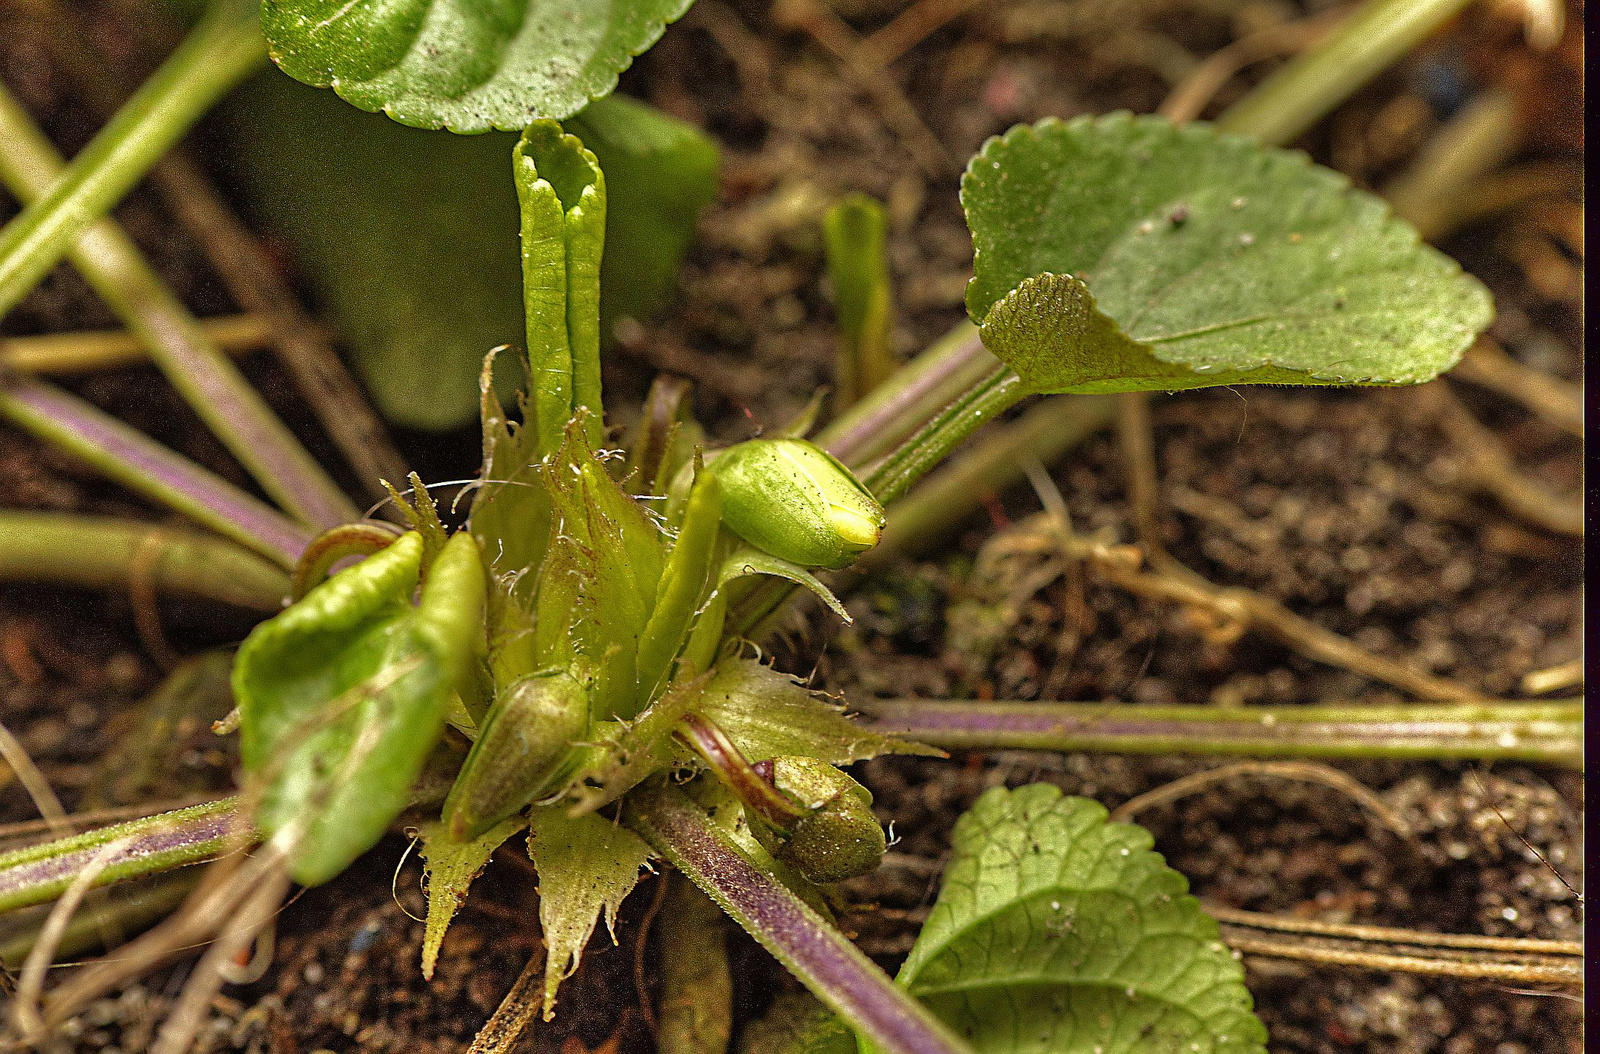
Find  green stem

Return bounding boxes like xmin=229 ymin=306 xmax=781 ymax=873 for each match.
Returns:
xmin=0 ymin=799 xmax=246 ymax=915
xmin=1215 ymin=0 xmax=1476 ymax=147
xmin=817 ymin=321 xmax=997 ymax=470
xmin=862 ymin=394 xmax=1117 ymax=567
xmin=0 ymin=0 xmax=262 ymax=316
xmin=852 ymin=698 xmax=1583 ymax=769
xmin=0 ymin=58 xmax=358 ymax=530
xmin=861 ymin=365 xmax=1027 ymax=505
xmin=0 ymin=510 xmax=290 ymax=610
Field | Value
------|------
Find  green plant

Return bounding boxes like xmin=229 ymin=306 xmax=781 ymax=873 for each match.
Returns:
xmin=0 ymin=0 xmax=1555 ymax=1051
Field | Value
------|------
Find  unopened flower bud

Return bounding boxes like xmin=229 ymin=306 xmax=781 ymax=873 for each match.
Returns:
xmin=754 ymin=756 xmax=886 ymax=883
xmin=442 ymin=670 xmax=589 ymax=841
xmin=712 ymin=438 xmax=884 ymax=570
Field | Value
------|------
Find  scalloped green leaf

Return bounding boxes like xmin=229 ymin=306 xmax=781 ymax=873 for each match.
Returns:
xmin=261 ymin=0 xmax=697 ymax=133
xmin=962 ymin=114 xmax=1492 ymax=392
xmin=895 ymin=784 xmax=1267 ymax=1054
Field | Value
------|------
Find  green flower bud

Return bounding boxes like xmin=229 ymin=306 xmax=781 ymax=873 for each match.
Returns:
xmin=754 ymin=757 xmax=886 ymax=884
xmin=442 ymin=670 xmax=589 ymax=841
xmin=712 ymin=438 xmax=884 ymax=570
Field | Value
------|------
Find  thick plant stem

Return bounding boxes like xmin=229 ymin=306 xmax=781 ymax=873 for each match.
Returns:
xmin=852 ymin=698 xmax=1583 ymax=769
xmin=627 ymin=781 xmax=974 ymax=1054
xmin=0 ymin=377 xmax=312 ymax=566
xmin=862 ymin=394 xmax=1117 ymax=566
xmin=818 ymin=322 xmax=999 ymax=470
xmin=1215 ymin=0 xmax=1476 ymax=146
xmin=0 ymin=0 xmax=262 ymax=315
xmin=0 ymin=799 xmax=244 ymax=915
xmin=862 ymin=365 xmax=1027 ymax=505
xmin=0 ymin=511 xmax=289 ymax=610
xmin=0 ymin=79 xmax=357 ymax=530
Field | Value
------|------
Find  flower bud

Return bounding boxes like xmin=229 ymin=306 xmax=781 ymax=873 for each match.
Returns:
xmin=442 ymin=670 xmax=589 ymax=841
xmin=711 ymin=438 xmax=884 ymax=570
xmin=753 ymin=757 xmax=886 ymax=883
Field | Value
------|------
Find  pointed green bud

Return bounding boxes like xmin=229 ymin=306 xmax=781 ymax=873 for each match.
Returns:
xmin=711 ymin=438 xmax=885 ymax=570
xmin=442 ymin=670 xmax=590 ymax=841
xmin=754 ymin=757 xmax=887 ymax=884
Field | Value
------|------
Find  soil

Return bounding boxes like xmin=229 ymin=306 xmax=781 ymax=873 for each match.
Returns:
xmin=0 ymin=1 xmax=1583 ymax=1053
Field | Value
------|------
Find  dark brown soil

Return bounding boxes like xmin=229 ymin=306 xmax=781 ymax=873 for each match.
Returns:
xmin=0 ymin=1 xmax=1582 ymax=1052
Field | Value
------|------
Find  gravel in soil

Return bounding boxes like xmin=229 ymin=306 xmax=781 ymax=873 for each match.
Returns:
xmin=0 ymin=1 xmax=1582 ymax=1051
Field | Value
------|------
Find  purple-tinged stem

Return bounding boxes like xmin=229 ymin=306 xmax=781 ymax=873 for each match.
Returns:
xmin=626 ymin=781 xmax=974 ymax=1054
xmin=851 ymin=698 xmax=1583 ymax=769
xmin=677 ymin=714 xmax=806 ymax=831
xmin=817 ymin=322 xmax=998 ymax=470
xmin=0 ymin=376 xmax=311 ymax=566
xmin=0 ymin=66 xmax=357 ymax=530
xmin=0 ymin=799 xmax=246 ymax=915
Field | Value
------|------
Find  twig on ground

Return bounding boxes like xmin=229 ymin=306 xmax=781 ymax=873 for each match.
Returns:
xmin=772 ymin=0 xmax=953 ymax=176
xmin=1415 ymin=382 xmax=1582 ymax=537
xmin=1451 ymin=339 xmax=1583 ymax=439
xmin=1158 ymin=7 xmax=1347 ymax=122
xmin=1108 ymin=760 xmax=1412 ymax=841
xmin=466 ymin=952 xmax=547 ymax=1054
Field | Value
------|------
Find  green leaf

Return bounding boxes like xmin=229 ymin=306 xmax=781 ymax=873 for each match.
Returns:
xmin=565 ymin=94 xmax=721 ymax=338
xmin=468 ymin=350 xmax=551 ymax=620
xmin=418 ymin=816 xmax=524 ymax=980
xmin=895 ymin=784 xmax=1268 ymax=1054
xmin=220 ymin=73 xmax=523 ymax=430
xmin=261 ymin=0 xmax=696 ymax=133
xmin=527 ymin=804 xmax=655 ymax=1018
xmin=533 ymin=418 xmax=667 ymax=721
xmin=562 ymin=674 xmax=703 ymax=817
xmin=739 ymin=992 xmax=856 ymax=1054
xmin=517 ymin=122 xmax=608 ymax=453
xmin=962 ymin=114 xmax=1493 ymax=392
xmin=235 ymin=531 xmax=487 ymax=885
xmin=696 ymin=658 xmax=939 ymax=766
xmin=824 ymin=193 xmax=897 ymax=406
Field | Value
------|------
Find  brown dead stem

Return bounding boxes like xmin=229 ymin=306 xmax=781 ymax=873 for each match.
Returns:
xmin=772 ymin=0 xmax=953 ymax=176
xmin=1217 ymin=925 xmax=1582 ymax=991
xmin=1108 ymin=759 xmax=1412 ymax=841
xmin=1158 ymin=6 xmax=1348 ymax=122
xmin=466 ymin=952 xmax=547 ymax=1054
xmin=1416 ymin=382 xmax=1582 ymax=537
xmin=1452 ymin=339 xmax=1583 ymax=439
xmin=864 ymin=0 xmax=989 ymax=66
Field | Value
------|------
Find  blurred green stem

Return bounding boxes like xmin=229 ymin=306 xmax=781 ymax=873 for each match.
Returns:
xmin=0 ymin=511 xmax=289 ymax=610
xmin=1216 ymin=0 xmax=1477 ymax=146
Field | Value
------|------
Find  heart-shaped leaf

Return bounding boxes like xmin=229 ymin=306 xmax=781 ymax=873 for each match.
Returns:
xmin=896 ymin=784 xmax=1267 ymax=1054
xmin=962 ymin=114 xmax=1492 ymax=392
xmin=261 ymin=0 xmax=696 ymax=133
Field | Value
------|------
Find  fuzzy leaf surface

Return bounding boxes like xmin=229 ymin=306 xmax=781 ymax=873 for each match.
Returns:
xmin=963 ymin=114 xmax=1492 ymax=392
xmin=896 ymin=784 xmax=1267 ymax=1054
xmin=418 ymin=816 xmax=524 ymax=979
xmin=261 ymin=0 xmax=696 ymax=133
xmin=697 ymin=659 xmax=940 ymax=765
xmin=527 ymin=805 xmax=655 ymax=1018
